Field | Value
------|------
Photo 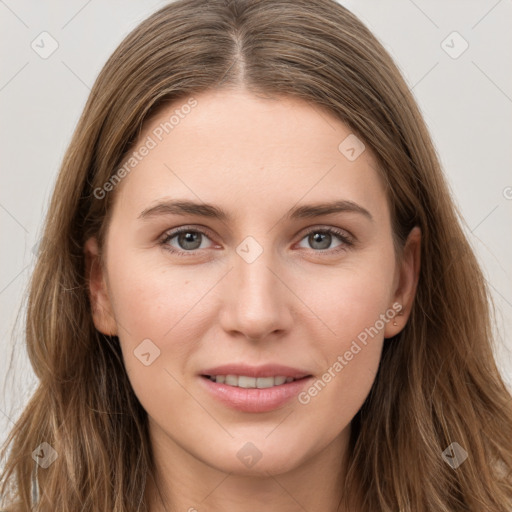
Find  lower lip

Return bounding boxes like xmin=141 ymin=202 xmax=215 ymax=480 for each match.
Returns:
xmin=199 ymin=376 xmax=313 ymax=413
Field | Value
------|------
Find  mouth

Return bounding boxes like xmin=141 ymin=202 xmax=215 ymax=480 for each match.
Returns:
xmin=201 ymin=374 xmax=312 ymax=389
xmin=198 ymin=363 xmax=314 ymax=412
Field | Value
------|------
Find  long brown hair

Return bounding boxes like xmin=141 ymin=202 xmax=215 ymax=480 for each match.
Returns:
xmin=1 ymin=0 xmax=511 ymax=510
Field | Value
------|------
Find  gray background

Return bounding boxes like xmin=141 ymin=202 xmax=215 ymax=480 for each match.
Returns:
xmin=1 ymin=0 xmax=511 ymax=448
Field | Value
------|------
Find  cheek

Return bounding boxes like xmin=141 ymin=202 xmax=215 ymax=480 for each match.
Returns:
xmin=105 ymin=250 xmax=222 ymax=399
xmin=296 ymin=250 xmax=396 ymax=347
xmin=294 ymin=250 xmax=395 ymax=415
xmin=106 ymin=258 xmax=205 ymax=417
xmin=106 ymin=249 xmax=210 ymax=341
xmin=297 ymin=285 xmax=388 ymax=439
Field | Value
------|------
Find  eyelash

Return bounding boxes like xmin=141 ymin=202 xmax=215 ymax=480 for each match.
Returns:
xmin=159 ymin=225 xmax=354 ymax=258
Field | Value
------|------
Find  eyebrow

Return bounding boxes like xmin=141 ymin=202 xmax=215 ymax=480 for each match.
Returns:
xmin=138 ymin=199 xmax=374 ymax=223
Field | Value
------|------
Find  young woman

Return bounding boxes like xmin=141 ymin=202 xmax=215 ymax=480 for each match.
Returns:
xmin=1 ymin=0 xmax=511 ymax=510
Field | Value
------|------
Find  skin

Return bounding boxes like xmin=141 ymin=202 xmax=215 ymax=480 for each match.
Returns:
xmin=85 ymin=87 xmax=421 ymax=512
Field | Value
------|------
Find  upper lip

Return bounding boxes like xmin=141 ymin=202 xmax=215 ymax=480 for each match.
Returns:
xmin=200 ymin=364 xmax=312 ymax=379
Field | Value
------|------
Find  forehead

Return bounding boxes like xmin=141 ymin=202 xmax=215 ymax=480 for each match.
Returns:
xmin=111 ymin=88 xmax=387 ymax=220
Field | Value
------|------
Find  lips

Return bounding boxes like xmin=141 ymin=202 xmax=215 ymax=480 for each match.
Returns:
xmin=200 ymin=363 xmax=312 ymax=380
xmin=198 ymin=363 xmax=314 ymax=413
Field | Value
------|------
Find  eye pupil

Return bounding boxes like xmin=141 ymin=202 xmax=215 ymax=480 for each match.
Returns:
xmin=164 ymin=227 xmax=348 ymax=256
xmin=178 ymin=231 xmax=202 ymax=250
xmin=309 ymin=232 xmax=331 ymax=250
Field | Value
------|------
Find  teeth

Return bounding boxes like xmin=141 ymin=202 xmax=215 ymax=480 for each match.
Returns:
xmin=256 ymin=377 xmax=274 ymax=388
xmin=225 ymin=375 xmax=238 ymax=386
xmin=208 ymin=374 xmax=298 ymax=388
xmin=238 ymin=376 xmax=256 ymax=388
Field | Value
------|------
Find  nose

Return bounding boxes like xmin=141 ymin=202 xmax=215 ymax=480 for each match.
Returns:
xmin=218 ymin=246 xmax=294 ymax=342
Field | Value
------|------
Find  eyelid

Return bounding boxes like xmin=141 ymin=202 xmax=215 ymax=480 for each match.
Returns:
xmin=159 ymin=223 xmax=356 ymax=256
xmin=159 ymin=225 xmax=218 ymax=249
xmin=297 ymin=224 xmax=355 ymax=243
xmin=160 ymin=224 xmax=355 ymax=241
xmin=160 ymin=223 xmax=215 ymax=238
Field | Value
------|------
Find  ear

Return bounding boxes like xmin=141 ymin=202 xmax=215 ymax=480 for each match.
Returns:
xmin=384 ymin=226 xmax=421 ymax=338
xmin=84 ymin=236 xmax=118 ymax=336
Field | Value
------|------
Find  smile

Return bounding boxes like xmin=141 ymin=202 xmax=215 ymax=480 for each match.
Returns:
xmin=203 ymin=374 xmax=303 ymax=388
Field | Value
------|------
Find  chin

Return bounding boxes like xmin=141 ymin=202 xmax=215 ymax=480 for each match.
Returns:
xmin=199 ymin=436 xmax=309 ymax=476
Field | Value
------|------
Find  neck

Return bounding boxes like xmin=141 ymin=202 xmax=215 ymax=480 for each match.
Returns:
xmin=144 ymin=422 xmax=361 ymax=512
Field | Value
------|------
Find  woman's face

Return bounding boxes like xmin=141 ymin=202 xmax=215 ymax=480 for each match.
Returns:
xmin=85 ymin=88 xmax=420 ymax=477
